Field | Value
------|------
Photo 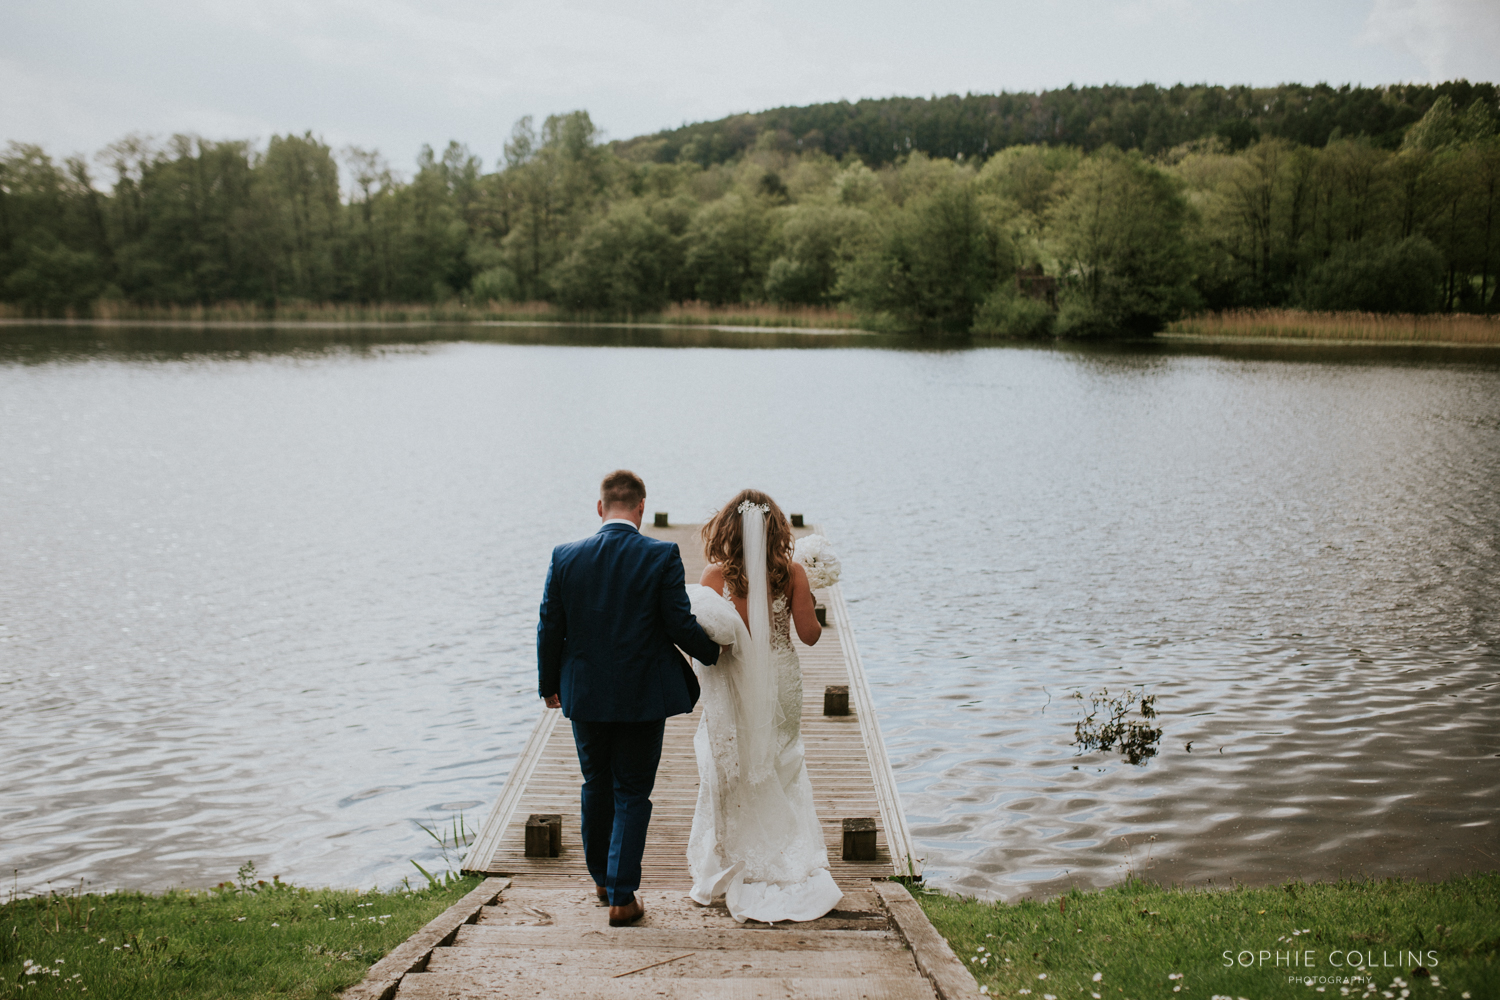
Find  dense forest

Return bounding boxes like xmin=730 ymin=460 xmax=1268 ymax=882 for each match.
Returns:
xmin=617 ymin=81 xmax=1498 ymax=164
xmin=2 ymin=82 xmax=1497 ymax=334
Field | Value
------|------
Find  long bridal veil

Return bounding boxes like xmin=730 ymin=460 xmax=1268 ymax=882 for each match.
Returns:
xmin=734 ymin=502 xmax=781 ymax=786
xmin=686 ymin=502 xmax=842 ymax=923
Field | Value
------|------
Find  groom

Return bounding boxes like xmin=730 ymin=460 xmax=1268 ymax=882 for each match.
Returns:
xmin=537 ymin=469 xmax=720 ymax=926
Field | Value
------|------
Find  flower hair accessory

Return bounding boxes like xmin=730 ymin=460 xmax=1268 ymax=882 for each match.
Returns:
xmin=737 ymin=500 xmax=771 ymax=514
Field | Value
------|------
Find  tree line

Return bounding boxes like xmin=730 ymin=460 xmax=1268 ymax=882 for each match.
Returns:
xmin=618 ymin=82 xmax=1497 ymax=166
xmin=1 ymin=86 xmax=1497 ymax=334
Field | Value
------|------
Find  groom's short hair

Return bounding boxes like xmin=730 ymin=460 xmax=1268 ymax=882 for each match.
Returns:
xmin=600 ymin=469 xmax=646 ymax=510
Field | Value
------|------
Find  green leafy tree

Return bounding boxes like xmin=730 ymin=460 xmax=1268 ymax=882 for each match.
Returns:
xmin=0 ymin=143 xmax=107 ymax=311
xmin=114 ymin=135 xmax=270 ymax=303
xmin=683 ymin=193 xmax=774 ymax=304
xmin=550 ymin=202 xmax=677 ymax=313
xmin=393 ymin=142 xmax=475 ymax=300
xmin=1403 ymin=95 xmax=1499 ymax=152
xmin=1298 ymin=235 xmax=1443 ymax=312
xmin=341 ymin=146 xmax=404 ymax=301
xmin=498 ymin=112 xmax=609 ymax=300
xmin=261 ymin=133 xmax=343 ymax=300
xmin=3 ymin=234 xmax=103 ymax=311
xmin=763 ymin=204 xmax=873 ymax=304
xmin=841 ymin=181 xmax=1012 ymax=332
xmin=1471 ymin=139 xmax=1500 ymax=311
xmin=1049 ymin=147 xmax=1195 ymax=335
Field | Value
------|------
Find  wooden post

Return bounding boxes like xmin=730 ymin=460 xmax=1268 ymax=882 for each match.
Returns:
xmin=653 ymin=512 xmax=669 ymax=528
xmin=790 ymin=514 xmax=804 ymax=528
xmin=525 ymin=814 xmax=562 ymax=858
xmin=524 ymin=815 xmax=549 ymax=858
xmin=842 ymin=817 xmax=877 ymax=861
xmin=824 ymin=684 xmax=849 ymax=716
xmin=815 ymin=604 xmax=827 ymax=626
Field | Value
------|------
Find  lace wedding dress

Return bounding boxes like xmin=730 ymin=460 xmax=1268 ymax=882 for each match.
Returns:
xmin=684 ymin=506 xmax=843 ymax=924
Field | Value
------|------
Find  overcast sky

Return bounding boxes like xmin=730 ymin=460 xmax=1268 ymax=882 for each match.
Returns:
xmin=3 ymin=0 xmax=1498 ymax=174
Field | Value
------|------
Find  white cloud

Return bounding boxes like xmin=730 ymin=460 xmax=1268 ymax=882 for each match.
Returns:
xmin=1360 ymin=0 xmax=1500 ymax=81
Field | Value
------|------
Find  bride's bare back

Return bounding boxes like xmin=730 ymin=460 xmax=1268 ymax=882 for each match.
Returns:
xmin=700 ymin=561 xmax=822 ymax=647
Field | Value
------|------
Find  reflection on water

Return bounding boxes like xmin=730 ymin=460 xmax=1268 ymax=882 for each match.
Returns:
xmin=2 ymin=322 xmax=1497 ymax=900
xmin=0 ymin=319 xmax=904 ymax=362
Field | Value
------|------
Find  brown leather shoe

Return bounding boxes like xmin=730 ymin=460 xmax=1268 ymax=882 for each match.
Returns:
xmin=607 ymin=896 xmax=645 ymax=927
xmin=595 ymin=886 xmax=607 ymax=903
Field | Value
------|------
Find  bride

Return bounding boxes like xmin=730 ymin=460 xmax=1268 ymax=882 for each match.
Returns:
xmin=683 ymin=490 xmax=843 ymax=923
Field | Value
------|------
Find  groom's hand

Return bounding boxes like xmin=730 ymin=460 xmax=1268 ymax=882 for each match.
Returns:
xmin=543 ymin=694 xmax=561 ymax=709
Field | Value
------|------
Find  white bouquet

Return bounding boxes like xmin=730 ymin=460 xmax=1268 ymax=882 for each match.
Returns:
xmin=684 ymin=584 xmax=741 ymax=646
xmin=793 ymin=534 xmax=841 ymax=590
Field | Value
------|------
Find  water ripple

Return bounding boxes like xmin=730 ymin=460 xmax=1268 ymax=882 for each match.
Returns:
xmin=2 ymin=331 xmax=1497 ymax=899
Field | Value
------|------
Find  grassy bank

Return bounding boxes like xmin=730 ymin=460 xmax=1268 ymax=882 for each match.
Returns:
xmin=0 ymin=299 xmax=864 ymax=331
xmin=1165 ymin=309 xmax=1500 ymax=345
xmin=0 ymin=869 xmax=481 ymax=999
xmin=917 ymin=873 xmax=1499 ymax=1000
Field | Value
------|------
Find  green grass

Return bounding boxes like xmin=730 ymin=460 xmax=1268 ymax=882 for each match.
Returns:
xmin=0 ymin=870 xmax=482 ymax=999
xmin=916 ymin=873 xmax=1500 ymax=1000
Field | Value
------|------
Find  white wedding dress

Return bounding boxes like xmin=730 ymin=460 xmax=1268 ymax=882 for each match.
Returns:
xmin=684 ymin=507 xmax=843 ymax=924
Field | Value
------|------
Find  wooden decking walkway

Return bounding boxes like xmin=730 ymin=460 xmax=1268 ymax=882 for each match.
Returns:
xmin=349 ymin=522 xmax=972 ymax=1000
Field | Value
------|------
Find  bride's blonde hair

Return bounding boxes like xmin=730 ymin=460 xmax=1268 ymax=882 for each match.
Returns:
xmin=702 ymin=489 xmax=795 ymax=600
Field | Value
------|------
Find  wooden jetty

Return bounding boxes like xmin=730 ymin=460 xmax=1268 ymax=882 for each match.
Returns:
xmin=348 ymin=521 xmax=973 ymax=1000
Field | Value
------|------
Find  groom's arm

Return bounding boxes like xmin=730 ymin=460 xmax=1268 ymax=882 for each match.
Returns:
xmin=658 ymin=544 xmax=720 ymax=666
xmin=537 ymin=554 xmax=566 ymax=705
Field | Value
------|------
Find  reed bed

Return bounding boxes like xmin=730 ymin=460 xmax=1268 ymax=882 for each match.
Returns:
xmin=0 ymin=299 xmax=862 ymax=330
xmin=652 ymin=301 xmax=860 ymax=329
xmin=1166 ymin=309 xmax=1500 ymax=345
xmin=0 ymin=299 xmax=556 ymax=324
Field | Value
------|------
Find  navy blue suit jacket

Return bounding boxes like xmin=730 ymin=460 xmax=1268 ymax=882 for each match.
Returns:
xmin=537 ymin=522 xmax=720 ymax=722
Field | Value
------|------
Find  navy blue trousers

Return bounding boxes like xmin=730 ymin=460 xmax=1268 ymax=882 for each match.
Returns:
xmin=570 ymin=718 xmax=665 ymax=907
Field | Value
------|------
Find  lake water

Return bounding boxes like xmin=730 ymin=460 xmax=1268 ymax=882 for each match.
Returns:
xmin=2 ymin=322 xmax=1497 ymax=901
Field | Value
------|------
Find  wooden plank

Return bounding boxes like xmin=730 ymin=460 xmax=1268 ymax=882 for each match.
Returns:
xmin=450 ymin=926 xmax=904 ymax=952
xmin=465 ymin=711 xmax=561 ymax=876
xmin=344 ymin=877 xmax=510 ymax=1000
xmin=424 ymin=946 xmax=921 ymax=978
xmin=874 ymin=883 xmax=978 ymax=1000
xmin=827 ymin=579 xmax=922 ymax=877
xmin=399 ymin=973 xmax=937 ymax=1000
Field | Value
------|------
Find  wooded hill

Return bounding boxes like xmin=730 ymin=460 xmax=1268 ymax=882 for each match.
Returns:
xmin=2 ymin=82 xmax=1497 ymax=334
xmin=612 ymin=82 xmax=1498 ymax=165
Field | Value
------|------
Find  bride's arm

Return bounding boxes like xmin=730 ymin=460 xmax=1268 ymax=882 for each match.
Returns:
xmin=698 ymin=563 xmax=734 ymax=659
xmin=788 ymin=562 xmax=821 ymax=646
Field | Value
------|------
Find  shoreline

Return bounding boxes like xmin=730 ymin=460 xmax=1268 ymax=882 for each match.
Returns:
xmin=0 ymin=316 xmax=871 ymax=336
xmin=1154 ymin=331 xmax=1500 ymax=349
xmin=5 ymin=315 xmax=1500 ymax=349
